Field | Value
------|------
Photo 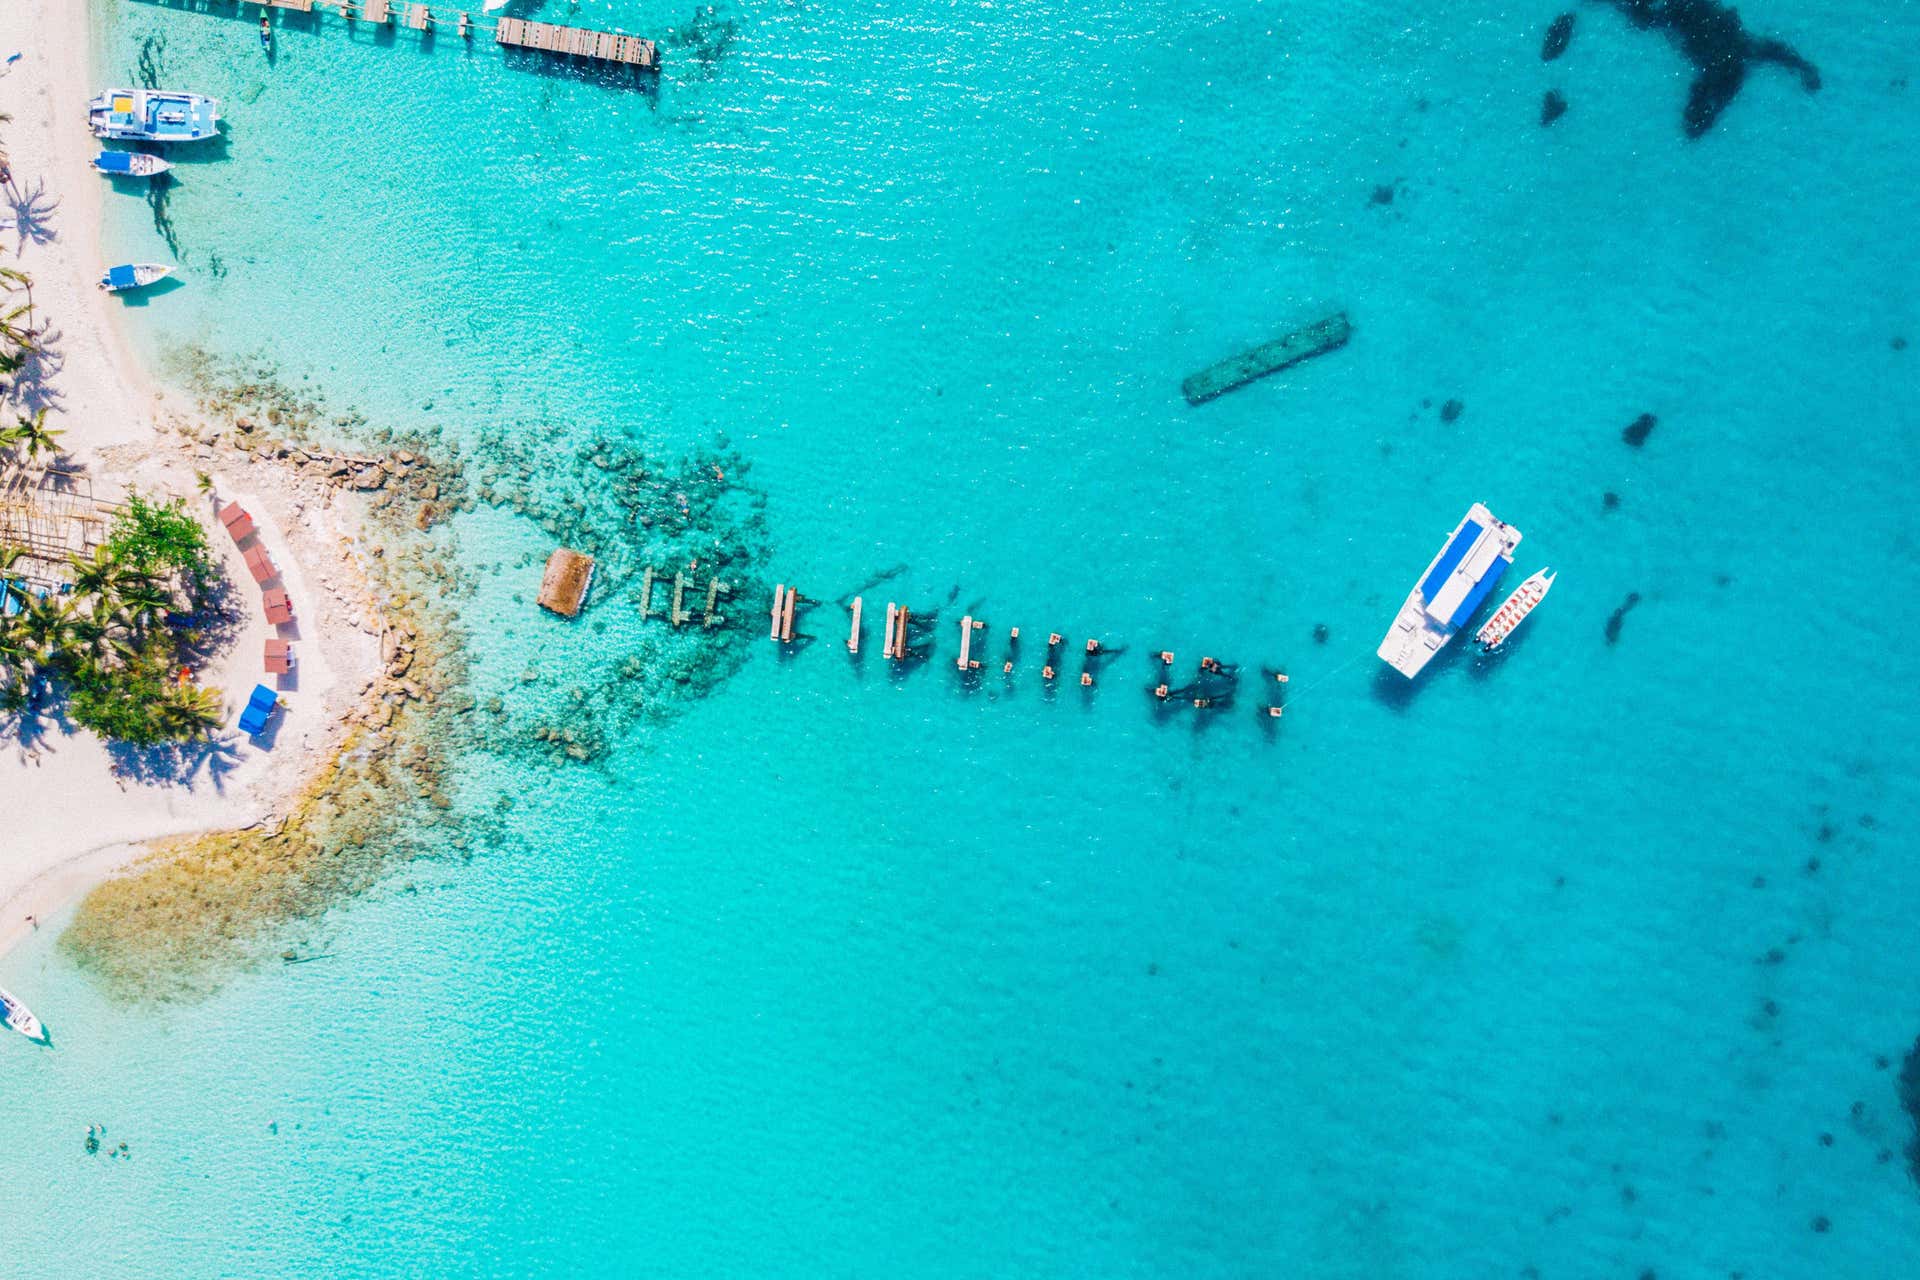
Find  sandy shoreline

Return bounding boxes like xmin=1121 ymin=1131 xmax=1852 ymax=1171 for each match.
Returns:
xmin=0 ymin=1 xmax=380 ymax=964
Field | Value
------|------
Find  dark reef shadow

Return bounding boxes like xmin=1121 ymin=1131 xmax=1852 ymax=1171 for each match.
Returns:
xmin=1596 ymin=0 xmax=1821 ymax=137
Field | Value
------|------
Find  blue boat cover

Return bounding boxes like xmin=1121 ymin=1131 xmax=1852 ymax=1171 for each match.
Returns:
xmin=1418 ymin=519 xmax=1483 ymax=603
xmin=105 ymin=264 xmax=137 ymax=290
xmin=1447 ymin=556 xmax=1510 ymax=628
xmin=95 ymin=151 xmax=136 ymax=173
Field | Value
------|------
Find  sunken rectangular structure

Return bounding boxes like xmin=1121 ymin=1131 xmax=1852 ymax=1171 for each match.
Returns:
xmin=538 ymin=549 xmax=595 ymax=618
xmin=1181 ymin=312 xmax=1352 ymax=406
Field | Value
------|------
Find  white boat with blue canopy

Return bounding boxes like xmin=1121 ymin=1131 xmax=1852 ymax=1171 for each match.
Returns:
xmin=1 ymin=986 xmax=45 ymax=1043
xmin=88 ymin=88 xmax=219 ymax=144
xmin=1378 ymin=502 xmax=1522 ymax=678
xmin=98 ymin=263 xmax=173 ymax=293
xmin=92 ymin=150 xmax=173 ymax=179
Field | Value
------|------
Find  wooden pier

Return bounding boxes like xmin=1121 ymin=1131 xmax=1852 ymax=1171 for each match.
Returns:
xmin=495 ymin=16 xmax=658 ymax=68
xmin=169 ymin=2 xmax=660 ymax=75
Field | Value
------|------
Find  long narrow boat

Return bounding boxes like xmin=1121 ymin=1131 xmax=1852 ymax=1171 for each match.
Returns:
xmin=98 ymin=263 xmax=173 ymax=293
xmin=1 ymin=986 xmax=46 ymax=1043
xmin=1476 ymin=568 xmax=1556 ymax=652
xmin=93 ymin=151 xmax=173 ymax=179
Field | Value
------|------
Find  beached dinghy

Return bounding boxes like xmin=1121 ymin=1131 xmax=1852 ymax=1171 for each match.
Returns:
xmin=1 ymin=986 xmax=46 ymax=1043
xmin=92 ymin=151 xmax=173 ymax=179
xmin=88 ymin=88 xmax=219 ymax=144
xmin=98 ymin=263 xmax=173 ymax=293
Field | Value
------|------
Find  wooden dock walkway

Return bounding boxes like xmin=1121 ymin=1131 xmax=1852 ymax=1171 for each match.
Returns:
xmin=169 ymin=1 xmax=660 ymax=74
xmin=495 ymin=16 xmax=658 ymax=68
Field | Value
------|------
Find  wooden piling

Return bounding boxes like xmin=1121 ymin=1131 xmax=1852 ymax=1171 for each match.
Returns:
xmin=637 ymin=566 xmax=655 ymax=620
xmin=781 ymin=587 xmax=797 ymax=642
xmin=956 ymin=615 xmax=973 ymax=671
xmin=848 ymin=597 xmax=863 ymax=653
xmin=882 ymin=603 xmax=898 ymax=658
xmin=893 ymin=607 xmax=910 ymax=659
xmin=670 ymin=571 xmax=691 ymax=626
xmin=771 ymin=584 xmax=785 ymax=640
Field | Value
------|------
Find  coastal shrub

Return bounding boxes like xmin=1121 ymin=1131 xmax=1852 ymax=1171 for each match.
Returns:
xmin=67 ymin=634 xmax=222 ymax=746
xmin=104 ymin=492 xmax=212 ymax=579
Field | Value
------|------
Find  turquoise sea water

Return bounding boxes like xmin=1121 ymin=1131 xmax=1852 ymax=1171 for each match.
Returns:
xmin=3 ymin=0 xmax=1918 ymax=1273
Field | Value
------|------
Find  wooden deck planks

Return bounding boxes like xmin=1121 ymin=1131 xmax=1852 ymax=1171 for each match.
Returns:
xmin=493 ymin=15 xmax=656 ymax=67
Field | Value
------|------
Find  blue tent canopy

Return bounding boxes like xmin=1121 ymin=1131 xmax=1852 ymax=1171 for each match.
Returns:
xmin=94 ymin=151 xmax=136 ymax=173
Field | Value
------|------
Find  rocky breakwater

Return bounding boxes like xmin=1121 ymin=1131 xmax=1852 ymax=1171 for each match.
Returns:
xmin=64 ymin=356 xmax=487 ymax=1001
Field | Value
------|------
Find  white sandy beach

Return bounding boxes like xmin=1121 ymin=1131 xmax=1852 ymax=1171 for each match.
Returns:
xmin=0 ymin=1 xmax=377 ymax=962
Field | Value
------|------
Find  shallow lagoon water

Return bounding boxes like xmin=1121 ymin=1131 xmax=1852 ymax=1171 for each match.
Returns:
xmin=3 ymin=0 xmax=1918 ymax=1274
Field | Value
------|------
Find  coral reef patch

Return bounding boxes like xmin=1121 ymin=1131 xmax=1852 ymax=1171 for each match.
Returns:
xmin=1541 ymin=13 xmax=1577 ymax=61
xmin=1597 ymin=0 xmax=1820 ymax=138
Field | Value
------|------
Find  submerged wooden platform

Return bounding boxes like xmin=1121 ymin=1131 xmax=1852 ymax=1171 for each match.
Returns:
xmin=1181 ymin=312 xmax=1352 ymax=406
xmin=537 ymin=549 xmax=595 ymax=618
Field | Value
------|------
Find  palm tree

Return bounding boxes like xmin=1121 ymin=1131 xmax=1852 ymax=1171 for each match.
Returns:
xmin=157 ymin=685 xmax=223 ymax=739
xmin=19 ymin=594 xmax=75 ymax=666
xmin=69 ymin=544 xmax=148 ymax=604
xmin=108 ymin=580 xmax=174 ymax=635
xmin=11 ymin=408 xmax=63 ymax=463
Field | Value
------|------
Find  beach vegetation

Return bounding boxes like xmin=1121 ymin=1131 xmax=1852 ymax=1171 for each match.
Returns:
xmin=2 ymin=406 xmax=64 ymax=462
xmin=0 ymin=491 xmax=227 ymax=744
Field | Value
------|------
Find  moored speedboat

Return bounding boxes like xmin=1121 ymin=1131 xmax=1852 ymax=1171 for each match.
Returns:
xmin=92 ymin=151 xmax=174 ymax=179
xmin=1377 ymin=502 xmax=1523 ymax=679
xmin=88 ymin=88 xmax=220 ymax=143
xmin=1476 ymin=568 xmax=1556 ymax=652
xmin=1 ymin=986 xmax=46 ymax=1043
xmin=99 ymin=263 xmax=174 ymax=293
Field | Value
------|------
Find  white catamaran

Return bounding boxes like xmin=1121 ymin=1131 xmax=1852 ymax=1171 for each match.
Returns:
xmin=1476 ymin=568 xmax=1555 ymax=651
xmin=1377 ymin=502 xmax=1522 ymax=679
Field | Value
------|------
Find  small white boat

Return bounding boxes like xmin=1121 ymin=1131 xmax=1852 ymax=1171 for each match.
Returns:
xmin=98 ymin=263 xmax=173 ymax=293
xmin=93 ymin=151 xmax=173 ymax=179
xmin=1 ymin=986 xmax=45 ymax=1043
xmin=1476 ymin=568 xmax=1556 ymax=651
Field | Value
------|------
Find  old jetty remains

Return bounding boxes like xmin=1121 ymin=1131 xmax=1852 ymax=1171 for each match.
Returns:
xmin=149 ymin=2 xmax=660 ymax=75
xmin=637 ymin=567 xmax=730 ymax=628
xmin=769 ymin=584 xmax=801 ymax=643
xmin=1181 ymin=312 xmax=1352 ymax=406
xmin=537 ymin=549 xmax=595 ymax=618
